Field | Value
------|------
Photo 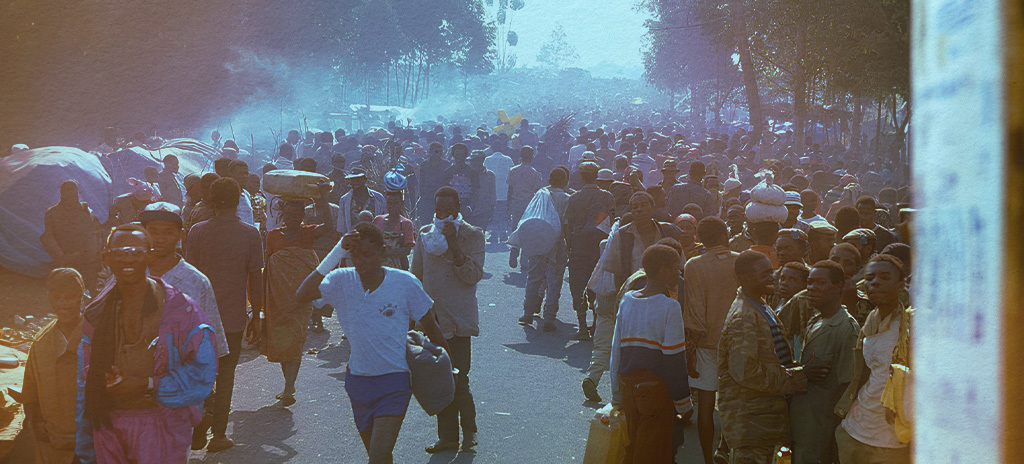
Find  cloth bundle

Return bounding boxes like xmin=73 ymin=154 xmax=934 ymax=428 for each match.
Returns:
xmin=745 ymin=171 xmax=788 ymax=223
xmin=508 ymin=189 xmax=561 ymax=257
xmin=406 ymin=330 xmax=455 ymax=416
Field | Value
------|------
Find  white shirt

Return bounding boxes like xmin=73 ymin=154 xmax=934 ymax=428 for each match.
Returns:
xmin=154 ymin=258 xmax=230 ymax=357
xmin=237 ymin=190 xmax=255 ymax=227
xmin=319 ymin=268 xmax=433 ymax=376
xmin=483 ymin=152 xmax=514 ymax=201
xmin=569 ymin=144 xmax=587 ymax=167
xmin=270 ymin=157 xmax=294 ymax=170
xmin=841 ymin=314 xmax=905 ymax=448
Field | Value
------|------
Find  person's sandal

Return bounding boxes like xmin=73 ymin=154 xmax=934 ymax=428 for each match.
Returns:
xmin=425 ymin=440 xmax=460 ymax=453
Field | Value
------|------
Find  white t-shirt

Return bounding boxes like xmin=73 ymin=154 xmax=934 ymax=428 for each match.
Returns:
xmin=319 ymin=268 xmax=433 ymax=376
xmin=483 ymin=152 xmax=514 ymax=201
xmin=237 ymin=190 xmax=255 ymax=227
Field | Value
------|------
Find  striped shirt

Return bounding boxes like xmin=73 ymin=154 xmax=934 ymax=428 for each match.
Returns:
xmin=749 ymin=297 xmax=796 ymax=367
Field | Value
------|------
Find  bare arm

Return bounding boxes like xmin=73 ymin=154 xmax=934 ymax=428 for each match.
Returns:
xmin=418 ymin=309 xmax=451 ymax=353
xmin=296 ymin=270 xmax=327 ymax=305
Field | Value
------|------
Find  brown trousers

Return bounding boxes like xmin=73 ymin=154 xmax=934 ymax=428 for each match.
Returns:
xmin=619 ymin=369 xmax=674 ymax=464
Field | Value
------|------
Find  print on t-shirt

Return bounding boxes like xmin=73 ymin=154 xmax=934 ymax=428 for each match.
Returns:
xmin=380 ymin=303 xmax=397 ymax=317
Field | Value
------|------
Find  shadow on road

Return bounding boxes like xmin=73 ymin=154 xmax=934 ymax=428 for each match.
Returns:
xmin=426 ymin=450 xmax=478 ymax=464
xmin=502 ymin=321 xmax=593 ymax=371
xmin=501 ymin=271 xmax=527 ymax=288
xmin=193 ymin=406 xmax=297 ymax=464
xmin=313 ymin=340 xmax=350 ymax=370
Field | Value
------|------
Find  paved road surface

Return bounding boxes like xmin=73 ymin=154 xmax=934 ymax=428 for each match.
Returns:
xmin=3 ymin=243 xmax=718 ymax=463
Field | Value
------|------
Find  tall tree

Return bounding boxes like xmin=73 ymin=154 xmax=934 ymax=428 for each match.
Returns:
xmin=536 ymin=24 xmax=579 ymax=69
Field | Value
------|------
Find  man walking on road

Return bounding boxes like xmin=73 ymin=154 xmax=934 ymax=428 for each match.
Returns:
xmin=564 ymin=161 xmax=614 ymax=340
xmin=412 ymin=187 xmax=486 ymax=453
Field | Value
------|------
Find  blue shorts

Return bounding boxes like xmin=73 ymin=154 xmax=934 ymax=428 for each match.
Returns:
xmin=344 ymin=371 xmax=412 ymax=433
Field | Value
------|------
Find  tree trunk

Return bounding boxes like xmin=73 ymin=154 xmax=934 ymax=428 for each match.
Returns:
xmin=385 ymin=62 xmax=390 ymax=106
xmin=852 ymin=94 xmax=863 ymax=153
xmin=731 ymin=0 xmax=764 ymax=146
xmin=425 ymin=61 xmax=431 ymax=99
xmin=792 ymin=12 xmax=808 ymax=153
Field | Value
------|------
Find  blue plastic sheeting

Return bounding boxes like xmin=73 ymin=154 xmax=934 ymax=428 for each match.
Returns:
xmin=0 ymin=147 xmax=112 ymax=276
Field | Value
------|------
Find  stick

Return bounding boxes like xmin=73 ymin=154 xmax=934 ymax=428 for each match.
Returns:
xmin=229 ymin=120 xmax=237 ymax=142
xmin=250 ymin=134 xmax=255 ymax=166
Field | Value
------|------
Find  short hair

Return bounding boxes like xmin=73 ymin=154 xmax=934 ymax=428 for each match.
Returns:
xmin=689 ymin=161 xmax=705 ymax=179
xmin=434 ymin=186 xmax=461 ymax=208
xmin=520 ymin=145 xmax=535 ymax=160
xmin=811 ymin=259 xmax=846 ymax=284
xmin=47 ymin=267 xmax=84 ymax=293
xmin=641 ymin=244 xmax=681 ymax=275
xmin=209 ymin=177 xmax=241 ymax=210
xmin=162 ymin=154 xmax=177 ymax=163
xmin=214 ymin=157 xmax=232 ymax=176
xmin=782 ymin=261 xmax=811 ymax=280
xmin=800 ymin=189 xmax=819 ymax=205
xmin=548 ymin=167 xmax=568 ymax=188
xmin=332 ymin=153 xmax=346 ymax=165
xmin=450 ymin=143 xmax=469 ymax=156
xmin=296 ymin=157 xmax=317 ymax=172
xmin=835 ymin=206 xmax=860 ymax=233
xmin=629 ymin=191 xmax=654 ymax=207
xmin=881 ymin=242 xmax=911 ymax=271
xmin=655 ymin=237 xmax=683 ymax=256
xmin=867 ymin=253 xmax=907 ymax=280
xmin=856 ymin=196 xmax=876 ymax=209
xmin=278 ymin=143 xmax=295 ymax=158
xmin=228 ymin=160 xmax=248 ymax=173
xmin=697 ymin=216 xmax=729 ymax=245
xmin=647 ymin=185 xmax=665 ymax=198
xmin=199 ymin=173 xmax=219 ymax=189
xmin=734 ymin=249 xmax=769 ymax=276
xmin=105 ymin=223 xmax=152 ymax=248
xmin=682 ymin=203 xmax=704 ymax=218
xmin=354 ymin=221 xmax=384 ymax=248
xmin=831 ymin=242 xmax=862 ymax=265
xmin=429 ymin=141 xmax=444 ymax=152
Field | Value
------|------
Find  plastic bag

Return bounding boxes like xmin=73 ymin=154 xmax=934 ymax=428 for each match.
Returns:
xmin=508 ymin=188 xmax=561 ymax=257
xmin=750 ymin=180 xmax=786 ymax=206
xmin=745 ymin=201 xmax=789 ymax=223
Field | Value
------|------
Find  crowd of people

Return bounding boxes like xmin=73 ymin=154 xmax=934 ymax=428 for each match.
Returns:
xmin=19 ymin=110 xmax=914 ymax=464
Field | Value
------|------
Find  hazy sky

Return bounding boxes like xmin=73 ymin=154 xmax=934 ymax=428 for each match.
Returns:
xmin=495 ymin=0 xmax=651 ymax=71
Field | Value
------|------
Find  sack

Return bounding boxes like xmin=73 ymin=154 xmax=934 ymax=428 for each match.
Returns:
xmin=406 ymin=331 xmax=455 ymax=416
xmin=264 ymin=169 xmax=332 ymax=199
xmin=508 ymin=189 xmax=561 ymax=257
xmin=750 ymin=179 xmax=786 ymax=206
xmin=745 ymin=201 xmax=789 ymax=223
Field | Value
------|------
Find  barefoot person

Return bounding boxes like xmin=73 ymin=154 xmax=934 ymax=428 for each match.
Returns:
xmin=76 ymin=225 xmax=218 ymax=464
xmin=264 ymin=197 xmax=333 ymax=405
xmin=296 ymin=223 xmax=449 ymax=464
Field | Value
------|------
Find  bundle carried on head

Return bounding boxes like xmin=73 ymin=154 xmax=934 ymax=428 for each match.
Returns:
xmin=746 ymin=169 xmax=788 ymax=223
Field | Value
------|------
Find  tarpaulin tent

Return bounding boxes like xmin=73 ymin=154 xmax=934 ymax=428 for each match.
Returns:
xmin=0 ymin=147 xmax=112 ymax=276
xmin=101 ymin=139 xmax=219 ymax=198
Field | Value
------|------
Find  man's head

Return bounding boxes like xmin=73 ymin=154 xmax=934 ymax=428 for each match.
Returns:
xmin=143 ymin=166 xmax=160 ymax=183
xmin=829 ymin=242 xmax=862 ymax=278
xmin=47 ymin=267 xmax=84 ymax=321
xmin=749 ymin=221 xmax=780 ymax=246
xmin=209 ymin=177 xmax=241 ymax=212
xmin=429 ymin=142 xmax=445 ymax=159
xmin=843 ymin=228 xmax=876 ymax=263
xmin=807 ymin=220 xmax=837 ymax=263
xmin=682 ymin=203 xmax=704 ymax=220
xmin=346 ymin=167 xmax=367 ymax=189
xmin=103 ymin=224 xmax=152 ymax=286
xmin=139 ymin=202 xmax=183 ymax=259
xmin=214 ymin=157 xmax=232 ymax=177
xmin=520 ymin=145 xmax=535 ymax=163
xmin=800 ymin=189 xmax=819 ymax=217
xmin=347 ymin=222 xmax=386 ymax=276
xmin=228 ymin=160 xmax=249 ymax=184
xmin=688 ymin=161 xmax=705 ymax=183
xmin=450 ymin=143 xmax=469 ymax=163
xmin=835 ymin=206 xmax=861 ymax=238
xmin=697 ymin=216 xmax=729 ymax=248
xmin=806 ymin=260 xmax=845 ymax=308
xmin=296 ymin=157 xmax=317 ymax=173
xmin=60 ymin=180 xmax=80 ymax=204
xmin=279 ymin=143 xmax=295 ymax=161
xmin=735 ymin=250 xmax=774 ymax=298
xmin=332 ymin=153 xmax=346 ymax=170
xmin=435 ymin=186 xmax=461 ymax=220
xmin=774 ymin=228 xmax=809 ymax=265
xmin=856 ymin=196 xmax=878 ymax=227
xmin=642 ymin=244 xmax=682 ymax=288
xmin=881 ymin=242 xmax=912 ymax=276
xmin=282 ymin=200 xmax=305 ymax=230
xmin=674 ymin=214 xmax=697 ymax=247
xmin=286 ymin=130 xmax=300 ymax=145
xmin=579 ymin=161 xmax=600 ymax=184
xmin=628 ymin=191 xmax=655 ymax=223
xmin=864 ymin=254 xmax=906 ymax=306
xmin=779 ymin=261 xmax=810 ymax=300
xmin=247 ymin=174 xmax=260 ymax=194
xmin=198 ymin=173 xmax=219 ymax=202
xmin=648 ymin=185 xmax=667 ymax=208
xmin=163 ymin=155 xmax=179 ymax=173
xmin=726 ymin=205 xmax=745 ymax=236
xmin=385 ymin=190 xmax=404 ymax=215
xmin=548 ymin=167 xmax=568 ymax=189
